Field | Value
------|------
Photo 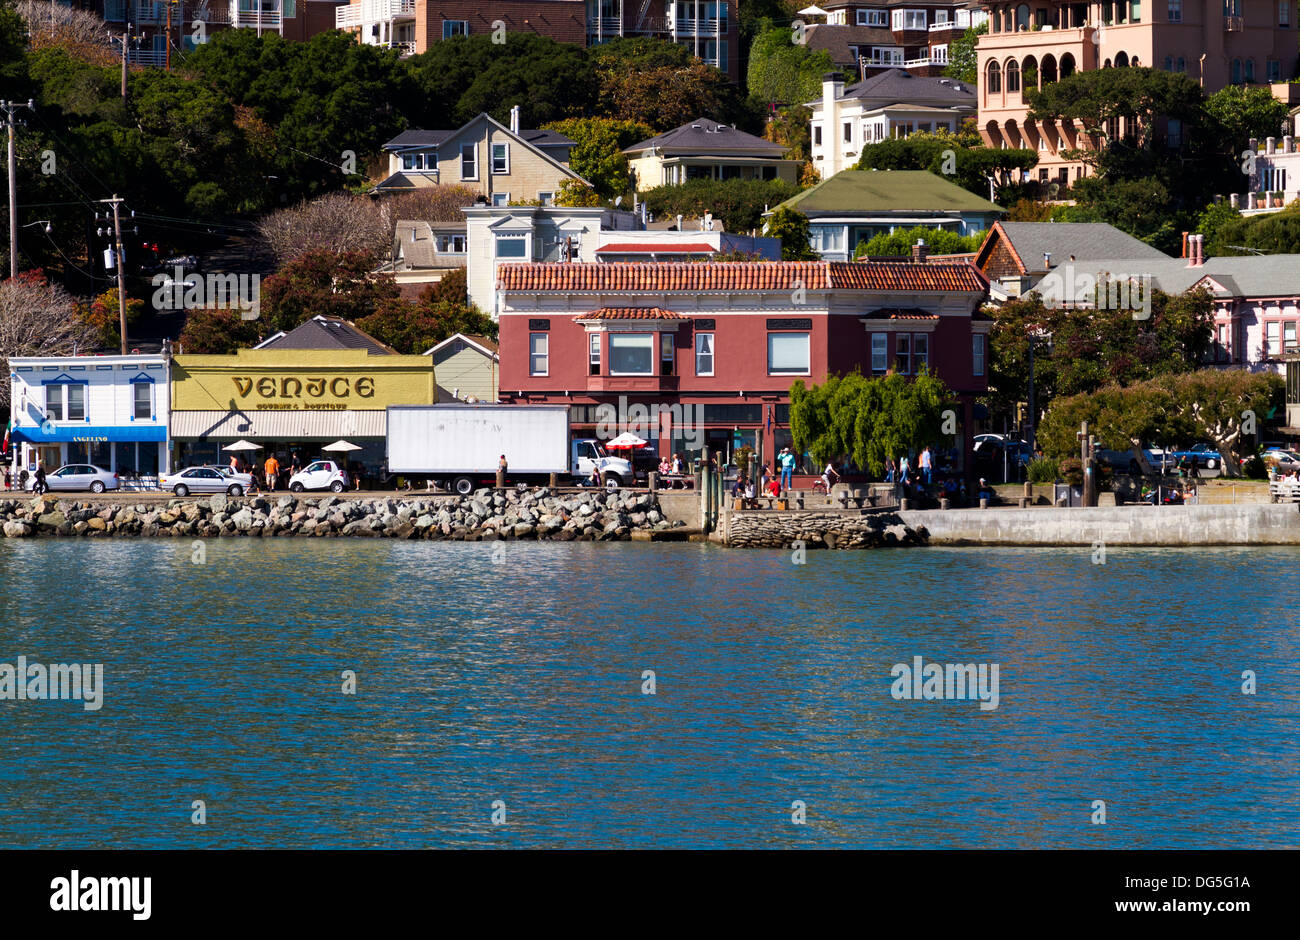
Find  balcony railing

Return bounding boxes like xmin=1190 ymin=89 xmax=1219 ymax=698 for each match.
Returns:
xmin=1224 ymin=14 xmax=1244 ymax=30
xmin=337 ymin=0 xmax=416 ymax=28
xmin=630 ymin=16 xmax=668 ymax=32
xmin=231 ymin=8 xmax=282 ymax=29
xmin=673 ymin=17 xmax=726 ymax=34
xmin=586 ymin=16 xmax=622 ymax=33
xmin=128 ymin=49 xmax=167 ymax=66
xmin=929 ymin=20 xmax=956 ymax=31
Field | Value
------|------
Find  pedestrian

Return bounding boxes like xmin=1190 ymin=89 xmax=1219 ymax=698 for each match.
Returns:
xmin=229 ymin=451 xmax=240 ymax=473
xmin=885 ymin=456 xmax=896 ymax=483
xmin=899 ymin=454 xmax=911 ymax=485
xmin=920 ymin=445 xmax=933 ymax=485
xmin=264 ymin=452 xmax=280 ymax=493
xmin=778 ymin=446 xmax=796 ymax=493
xmin=291 ymin=452 xmax=301 ymax=476
xmin=33 ymin=464 xmax=46 ymax=495
xmin=590 ymin=462 xmax=602 ymax=488
xmin=821 ymin=460 xmax=840 ymax=492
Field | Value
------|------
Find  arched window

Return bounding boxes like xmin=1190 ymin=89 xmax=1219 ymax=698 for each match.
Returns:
xmin=1176 ymin=57 xmax=1186 ymax=72
xmin=1115 ymin=51 xmax=1129 ymax=67
xmin=1016 ymin=3 xmax=1030 ymax=28
xmin=1103 ymin=58 xmax=1112 ymax=69
xmin=1042 ymin=54 xmax=1058 ymax=84
xmin=1022 ymin=55 xmax=1038 ymax=89
xmin=1245 ymin=58 xmax=1255 ymax=82
xmin=987 ymin=60 xmax=1002 ymax=94
xmin=1006 ymin=59 xmax=1021 ymax=93
xmin=1164 ymin=56 xmax=1174 ymax=71
xmin=1060 ymin=53 xmax=1076 ymax=78
xmin=1232 ymin=58 xmax=1243 ymax=84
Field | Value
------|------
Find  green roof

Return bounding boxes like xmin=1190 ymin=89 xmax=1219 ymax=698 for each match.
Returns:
xmin=774 ymin=170 xmax=1003 ymax=216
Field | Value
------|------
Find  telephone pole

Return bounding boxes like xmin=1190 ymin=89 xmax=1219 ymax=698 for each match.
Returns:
xmin=99 ymin=195 xmax=130 ymax=354
xmin=3 ymin=99 xmax=35 ymax=280
xmin=120 ymin=28 xmax=128 ymax=99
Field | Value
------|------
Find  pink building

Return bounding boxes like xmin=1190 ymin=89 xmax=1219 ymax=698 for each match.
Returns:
xmin=494 ymin=257 xmax=991 ymax=473
xmin=977 ymin=1 xmax=1298 ymax=185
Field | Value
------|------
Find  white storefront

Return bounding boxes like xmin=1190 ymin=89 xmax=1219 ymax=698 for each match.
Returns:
xmin=9 ymin=354 xmax=171 ymax=488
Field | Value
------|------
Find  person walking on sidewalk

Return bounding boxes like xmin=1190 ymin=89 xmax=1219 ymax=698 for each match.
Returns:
xmin=264 ymin=453 xmax=280 ymax=493
xmin=919 ymin=446 xmax=933 ymax=486
xmin=778 ymin=447 xmax=796 ymax=493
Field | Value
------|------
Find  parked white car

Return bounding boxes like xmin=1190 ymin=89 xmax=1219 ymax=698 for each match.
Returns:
xmin=26 ymin=464 xmax=119 ymax=493
xmin=288 ymin=459 xmax=349 ymax=493
xmin=161 ymin=466 xmax=252 ymax=496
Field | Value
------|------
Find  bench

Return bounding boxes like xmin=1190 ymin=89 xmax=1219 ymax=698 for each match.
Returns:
xmin=1269 ymin=479 xmax=1300 ymax=502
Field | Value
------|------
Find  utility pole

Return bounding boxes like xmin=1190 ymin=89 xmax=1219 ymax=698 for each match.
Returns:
xmin=3 ymin=99 xmax=35 ymax=280
xmin=99 ymin=195 xmax=130 ymax=354
xmin=120 ymin=28 xmax=128 ymax=100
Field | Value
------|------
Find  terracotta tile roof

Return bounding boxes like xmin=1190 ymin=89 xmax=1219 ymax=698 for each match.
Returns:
xmin=574 ymin=307 xmax=691 ymax=321
xmin=497 ymin=261 xmax=987 ymax=293
xmin=594 ymin=243 xmax=718 ymax=254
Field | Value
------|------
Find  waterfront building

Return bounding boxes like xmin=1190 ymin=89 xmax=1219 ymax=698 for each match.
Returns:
xmin=769 ymin=169 xmax=1001 ymax=260
xmin=168 ymin=346 xmax=436 ymax=478
xmin=374 ymin=109 xmax=585 ymax=200
xmin=803 ymin=1 xmax=989 ymax=77
xmin=976 ymin=2 xmax=1299 ymax=186
xmin=809 ymin=71 xmax=977 ymax=179
xmin=623 ymin=117 xmax=800 ymax=190
xmin=8 ymin=353 xmax=171 ymax=487
xmin=974 ymin=220 xmax=1171 ymax=298
xmin=493 ymin=255 xmax=990 ymax=471
xmin=426 ymin=333 xmax=500 ymax=402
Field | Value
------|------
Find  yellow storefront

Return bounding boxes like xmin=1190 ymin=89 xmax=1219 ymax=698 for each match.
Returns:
xmin=170 ymin=349 xmax=436 ymax=485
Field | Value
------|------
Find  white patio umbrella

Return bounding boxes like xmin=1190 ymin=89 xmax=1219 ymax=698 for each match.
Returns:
xmin=321 ymin=440 xmax=362 ymax=453
xmin=222 ymin=440 xmax=262 ymax=451
xmin=797 ymin=4 xmax=828 ymax=15
xmin=604 ymin=432 xmax=648 ymax=450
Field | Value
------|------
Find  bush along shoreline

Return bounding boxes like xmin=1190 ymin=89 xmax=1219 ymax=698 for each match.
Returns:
xmin=1 ymin=490 xmax=686 ymax=541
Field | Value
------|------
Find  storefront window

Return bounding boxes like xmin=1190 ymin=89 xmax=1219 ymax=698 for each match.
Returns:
xmin=117 ymin=442 xmax=138 ymax=474
xmin=138 ymin=444 xmax=159 ymax=476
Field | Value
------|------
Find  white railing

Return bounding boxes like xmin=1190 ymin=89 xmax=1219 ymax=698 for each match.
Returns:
xmin=865 ymin=54 xmax=904 ymax=67
xmin=231 ymin=8 xmax=282 ymax=29
xmin=129 ymin=49 xmax=167 ymax=66
xmin=929 ymin=19 xmax=954 ymax=31
xmin=905 ymin=56 xmax=937 ymax=67
xmin=132 ymin=1 xmax=161 ymax=23
xmin=673 ymin=17 xmax=725 ymax=34
xmin=586 ymin=16 xmax=622 ymax=32
xmin=336 ymin=0 xmax=415 ymax=26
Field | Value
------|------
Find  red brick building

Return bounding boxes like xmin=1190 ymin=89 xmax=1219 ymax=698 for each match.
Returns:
xmin=495 ymin=258 xmax=990 ymax=473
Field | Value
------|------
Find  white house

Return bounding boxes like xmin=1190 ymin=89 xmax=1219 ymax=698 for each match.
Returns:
xmin=9 ymin=353 xmax=171 ymax=486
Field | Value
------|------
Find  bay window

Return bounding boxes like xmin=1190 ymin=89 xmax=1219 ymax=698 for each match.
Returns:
xmin=610 ymin=333 xmax=655 ymax=375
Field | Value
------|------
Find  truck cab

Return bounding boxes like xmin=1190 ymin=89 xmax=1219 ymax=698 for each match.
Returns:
xmin=571 ymin=439 xmax=633 ymax=487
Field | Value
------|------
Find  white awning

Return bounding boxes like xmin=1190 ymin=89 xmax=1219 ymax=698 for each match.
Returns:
xmin=171 ymin=410 xmax=387 ymax=440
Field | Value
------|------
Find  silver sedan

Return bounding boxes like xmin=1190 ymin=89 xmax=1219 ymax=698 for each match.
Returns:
xmin=160 ymin=466 xmax=252 ymax=496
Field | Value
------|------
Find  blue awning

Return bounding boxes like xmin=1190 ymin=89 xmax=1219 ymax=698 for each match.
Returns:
xmin=11 ymin=424 xmax=167 ymax=444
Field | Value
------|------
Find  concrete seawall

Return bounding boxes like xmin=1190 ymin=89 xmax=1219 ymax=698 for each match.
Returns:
xmin=898 ymin=504 xmax=1300 ymax=546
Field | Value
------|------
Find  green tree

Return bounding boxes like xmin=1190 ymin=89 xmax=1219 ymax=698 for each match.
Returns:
xmin=1204 ymin=85 xmax=1290 ymax=161
xmin=259 ymin=250 xmax=400 ymax=334
xmin=1212 ymin=203 xmax=1300 ymax=254
xmin=853 ymin=227 xmax=984 ymax=257
xmin=357 ymin=270 xmax=496 ymax=354
xmin=643 ymin=178 xmax=800 ymax=232
xmin=556 ymin=179 xmax=602 ymax=207
xmin=765 ymin=206 xmax=817 ymax=259
xmin=855 ymin=131 xmax=1036 ymax=200
xmin=589 ymin=38 xmax=752 ymax=132
xmin=541 ymin=117 xmax=654 ymax=200
xmin=789 ymin=370 xmax=953 ymax=476
xmin=1196 ymin=201 xmax=1244 ymax=255
xmin=988 ymin=286 xmax=1214 ymax=420
xmin=747 ymin=25 xmax=847 ymax=106
xmin=1051 ymin=177 xmax=1182 ymax=253
xmin=944 ymin=22 xmax=987 ymax=86
xmin=404 ymin=33 xmax=596 ymax=130
xmin=177 ymin=309 xmax=264 ymax=354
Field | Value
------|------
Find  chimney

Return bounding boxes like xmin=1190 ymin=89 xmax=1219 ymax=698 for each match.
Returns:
xmin=1181 ymin=231 xmax=1189 ymax=258
xmin=823 ymin=73 xmax=844 ymax=174
xmin=912 ymin=238 xmax=927 ymax=263
xmin=1187 ymin=233 xmax=1204 ymax=267
xmin=509 ymin=105 xmax=520 ymax=135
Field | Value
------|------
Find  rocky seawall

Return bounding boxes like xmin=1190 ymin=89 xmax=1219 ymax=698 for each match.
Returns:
xmin=726 ymin=510 xmax=927 ymax=549
xmin=1 ymin=489 xmax=686 ymax=541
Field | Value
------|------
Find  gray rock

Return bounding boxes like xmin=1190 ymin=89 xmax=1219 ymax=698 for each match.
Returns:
xmin=3 ymin=520 xmax=31 ymax=538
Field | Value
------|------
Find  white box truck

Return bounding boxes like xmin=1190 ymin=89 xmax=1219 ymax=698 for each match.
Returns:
xmin=386 ymin=405 xmax=634 ymax=494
